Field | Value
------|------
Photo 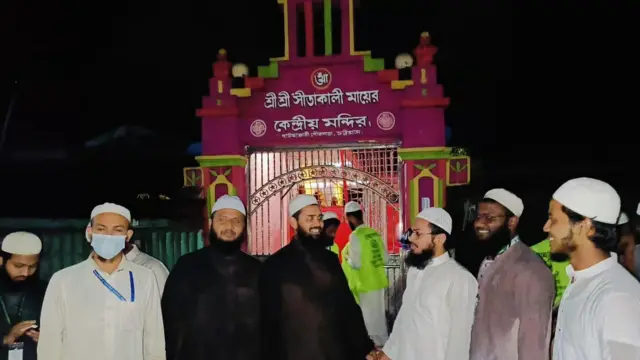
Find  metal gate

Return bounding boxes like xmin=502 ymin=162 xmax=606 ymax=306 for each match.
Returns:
xmin=246 ymin=145 xmax=406 ymax=323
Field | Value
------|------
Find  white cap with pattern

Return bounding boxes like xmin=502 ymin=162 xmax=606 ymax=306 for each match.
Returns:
xmin=416 ymin=207 xmax=453 ymax=235
xmin=553 ymin=177 xmax=620 ymax=225
xmin=323 ymin=212 xmax=339 ymax=221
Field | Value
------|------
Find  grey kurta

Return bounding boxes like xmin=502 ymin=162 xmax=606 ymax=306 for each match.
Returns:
xmin=470 ymin=241 xmax=555 ymax=360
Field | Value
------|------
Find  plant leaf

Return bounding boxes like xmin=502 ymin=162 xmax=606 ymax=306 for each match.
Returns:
xmin=414 ymin=164 xmax=425 ymax=170
xmin=427 ymin=163 xmax=436 ymax=170
xmin=223 ymin=169 xmax=232 ymax=176
xmin=211 ymin=170 xmax=219 ymax=177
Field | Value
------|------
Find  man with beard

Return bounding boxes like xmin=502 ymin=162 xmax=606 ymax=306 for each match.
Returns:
xmin=85 ymin=222 xmax=169 ymax=294
xmin=371 ymin=208 xmax=477 ymax=360
xmin=469 ymin=189 xmax=555 ymax=360
xmin=0 ymin=232 xmax=47 ymax=360
xmin=260 ymin=195 xmax=375 ymax=360
xmin=343 ymin=201 xmax=389 ymax=347
xmin=322 ymin=212 xmax=341 ymax=255
xmin=38 ymin=203 xmax=165 ymax=360
xmin=546 ymin=178 xmax=640 ymax=360
xmin=161 ymin=195 xmax=261 ymax=360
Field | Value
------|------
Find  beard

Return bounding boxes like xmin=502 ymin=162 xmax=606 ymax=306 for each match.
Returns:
xmin=0 ymin=267 xmax=38 ymax=293
xmin=456 ymin=224 xmax=513 ymax=277
xmin=297 ymin=226 xmax=332 ymax=250
xmin=405 ymin=248 xmax=435 ymax=269
xmin=550 ymin=228 xmax=576 ymax=259
xmin=209 ymin=227 xmax=245 ymax=255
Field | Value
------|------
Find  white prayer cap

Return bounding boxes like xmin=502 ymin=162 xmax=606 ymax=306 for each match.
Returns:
xmin=86 ymin=222 xmax=91 ymax=242
xmin=618 ymin=212 xmax=629 ymax=225
xmin=91 ymin=203 xmax=131 ymax=222
xmin=483 ymin=188 xmax=524 ymax=217
xmin=345 ymin=201 xmax=362 ymax=214
xmin=637 ymin=202 xmax=640 ymax=216
xmin=416 ymin=207 xmax=453 ymax=235
xmin=323 ymin=212 xmax=339 ymax=221
xmin=552 ymin=177 xmax=620 ymax=225
xmin=2 ymin=232 xmax=42 ymax=255
xmin=211 ymin=195 xmax=246 ymax=216
xmin=288 ymin=195 xmax=319 ymax=217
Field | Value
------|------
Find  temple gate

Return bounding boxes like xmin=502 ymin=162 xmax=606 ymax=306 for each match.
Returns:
xmin=183 ymin=0 xmax=471 ymax=321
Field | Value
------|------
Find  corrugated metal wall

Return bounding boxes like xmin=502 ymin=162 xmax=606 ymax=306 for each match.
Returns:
xmin=0 ymin=219 xmax=204 ymax=280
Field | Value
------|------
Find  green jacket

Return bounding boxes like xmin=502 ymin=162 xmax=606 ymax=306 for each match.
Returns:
xmin=530 ymin=239 xmax=569 ymax=308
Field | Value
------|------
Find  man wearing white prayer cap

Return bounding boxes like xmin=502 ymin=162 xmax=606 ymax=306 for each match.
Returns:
xmin=260 ymin=194 xmax=375 ymax=360
xmin=84 ymin=221 xmax=169 ymax=295
xmin=322 ymin=211 xmax=341 ymax=255
xmin=545 ymin=178 xmax=640 ymax=360
xmin=37 ymin=203 xmax=166 ymax=360
xmin=162 ymin=195 xmax=261 ymax=360
xmin=0 ymin=232 xmax=48 ymax=360
xmin=343 ymin=200 xmax=389 ymax=347
xmin=469 ymin=189 xmax=554 ymax=360
xmin=375 ymin=208 xmax=477 ymax=360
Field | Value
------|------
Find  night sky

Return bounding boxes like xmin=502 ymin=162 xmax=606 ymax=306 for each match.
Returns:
xmin=1 ymin=0 xmax=638 ymax=217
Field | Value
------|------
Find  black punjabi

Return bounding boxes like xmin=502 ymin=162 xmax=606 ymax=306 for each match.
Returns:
xmin=161 ymin=246 xmax=261 ymax=360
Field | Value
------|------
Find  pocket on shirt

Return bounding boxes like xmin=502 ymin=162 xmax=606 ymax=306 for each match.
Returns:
xmin=119 ymin=302 xmax=143 ymax=331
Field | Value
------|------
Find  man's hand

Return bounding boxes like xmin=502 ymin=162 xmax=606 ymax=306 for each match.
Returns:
xmin=26 ymin=329 xmax=39 ymax=342
xmin=3 ymin=320 xmax=37 ymax=345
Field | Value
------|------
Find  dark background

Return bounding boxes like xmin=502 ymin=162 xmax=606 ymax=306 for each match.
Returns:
xmin=0 ymin=0 xmax=638 ymax=240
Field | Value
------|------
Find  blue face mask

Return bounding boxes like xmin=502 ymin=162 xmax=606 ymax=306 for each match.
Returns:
xmin=91 ymin=234 xmax=126 ymax=260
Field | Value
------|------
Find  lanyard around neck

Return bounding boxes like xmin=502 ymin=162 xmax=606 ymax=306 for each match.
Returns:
xmin=0 ymin=295 xmax=26 ymax=325
xmin=93 ymin=270 xmax=135 ymax=302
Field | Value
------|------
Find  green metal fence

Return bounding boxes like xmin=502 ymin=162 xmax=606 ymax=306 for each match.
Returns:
xmin=0 ymin=218 xmax=204 ymax=280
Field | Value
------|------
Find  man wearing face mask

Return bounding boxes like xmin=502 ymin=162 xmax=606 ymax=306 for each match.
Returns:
xmin=468 ymin=189 xmax=555 ymax=360
xmin=161 ymin=195 xmax=261 ymax=360
xmin=85 ymin=222 xmax=169 ymax=294
xmin=37 ymin=203 xmax=165 ymax=360
xmin=260 ymin=195 xmax=375 ymax=360
xmin=0 ymin=232 xmax=47 ymax=360
xmin=371 ymin=208 xmax=477 ymax=360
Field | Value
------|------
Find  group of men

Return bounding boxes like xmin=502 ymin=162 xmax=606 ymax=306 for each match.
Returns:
xmin=1 ymin=177 xmax=639 ymax=360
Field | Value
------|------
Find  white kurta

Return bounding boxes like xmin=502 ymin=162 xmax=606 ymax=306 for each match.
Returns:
xmin=553 ymin=255 xmax=640 ymax=360
xmin=383 ymin=253 xmax=478 ymax=360
xmin=126 ymin=245 xmax=170 ymax=294
xmin=349 ymin=225 xmax=389 ymax=346
xmin=37 ymin=256 xmax=166 ymax=360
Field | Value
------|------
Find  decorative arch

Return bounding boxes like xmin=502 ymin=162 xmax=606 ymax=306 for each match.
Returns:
xmin=249 ymin=165 xmax=400 ymax=214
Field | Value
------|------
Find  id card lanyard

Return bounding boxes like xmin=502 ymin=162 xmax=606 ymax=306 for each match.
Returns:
xmin=0 ymin=295 xmax=26 ymax=325
xmin=1 ymin=295 xmax=27 ymax=360
xmin=93 ymin=270 xmax=135 ymax=302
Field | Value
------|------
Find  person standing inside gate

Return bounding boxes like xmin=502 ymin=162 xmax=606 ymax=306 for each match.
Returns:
xmin=37 ymin=203 xmax=165 ymax=360
xmin=371 ymin=208 xmax=477 ymax=360
xmin=260 ymin=195 xmax=375 ymax=360
xmin=547 ymin=178 xmax=640 ymax=359
xmin=322 ymin=212 xmax=341 ymax=255
xmin=0 ymin=232 xmax=47 ymax=360
xmin=162 ymin=195 xmax=261 ymax=360
xmin=469 ymin=189 xmax=555 ymax=360
xmin=85 ymin=222 xmax=169 ymax=294
xmin=343 ymin=201 xmax=389 ymax=347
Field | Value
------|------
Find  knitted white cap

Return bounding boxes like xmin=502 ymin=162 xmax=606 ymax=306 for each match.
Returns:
xmin=211 ymin=195 xmax=246 ymax=216
xmin=553 ymin=177 xmax=620 ymax=225
xmin=416 ymin=207 xmax=453 ymax=234
xmin=618 ymin=212 xmax=629 ymax=225
xmin=2 ymin=232 xmax=42 ymax=255
xmin=323 ymin=211 xmax=339 ymax=221
xmin=345 ymin=201 xmax=362 ymax=214
xmin=484 ymin=189 xmax=524 ymax=217
xmin=91 ymin=203 xmax=131 ymax=222
xmin=289 ymin=195 xmax=319 ymax=217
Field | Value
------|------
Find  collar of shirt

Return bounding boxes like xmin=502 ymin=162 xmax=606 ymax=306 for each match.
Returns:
xmin=85 ymin=253 xmax=132 ymax=275
xmin=566 ymin=253 xmax=617 ymax=282
xmin=427 ymin=252 xmax=451 ymax=268
xmin=125 ymin=244 xmax=141 ymax=262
